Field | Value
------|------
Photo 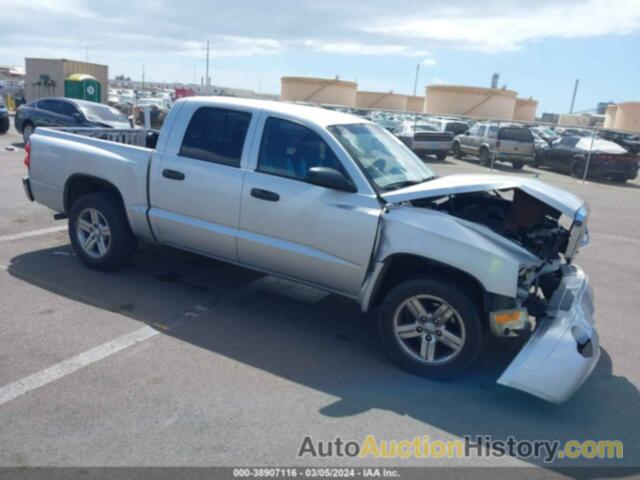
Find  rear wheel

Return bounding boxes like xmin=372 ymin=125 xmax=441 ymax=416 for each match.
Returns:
xmin=570 ymin=157 xmax=586 ymax=178
xmin=511 ymin=160 xmax=524 ymax=170
xmin=68 ymin=191 xmax=137 ymax=271
xmin=0 ymin=118 xmax=8 ymax=134
xmin=436 ymin=152 xmax=447 ymax=161
xmin=379 ymin=277 xmax=484 ymax=379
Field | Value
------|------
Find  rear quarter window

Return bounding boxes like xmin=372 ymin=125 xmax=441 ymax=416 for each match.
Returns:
xmin=498 ymin=128 xmax=534 ymax=142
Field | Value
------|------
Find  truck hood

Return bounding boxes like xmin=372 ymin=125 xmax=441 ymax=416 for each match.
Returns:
xmin=381 ymin=174 xmax=585 ymax=217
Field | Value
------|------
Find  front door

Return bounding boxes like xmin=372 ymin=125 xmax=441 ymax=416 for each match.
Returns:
xmin=237 ymin=116 xmax=380 ymax=295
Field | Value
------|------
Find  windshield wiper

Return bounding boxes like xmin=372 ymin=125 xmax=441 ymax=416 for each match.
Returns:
xmin=383 ymin=176 xmax=436 ymax=191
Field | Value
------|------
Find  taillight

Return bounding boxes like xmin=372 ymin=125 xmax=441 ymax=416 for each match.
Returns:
xmin=495 ymin=140 xmax=501 ymax=148
xmin=24 ymin=142 xmax=30 ymax=169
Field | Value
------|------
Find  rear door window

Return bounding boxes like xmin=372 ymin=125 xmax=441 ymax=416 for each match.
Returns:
xmin=180 ymin=107 xmax=251 ymax=167
xmin=498 ymin=127 xmax=534 ymax=142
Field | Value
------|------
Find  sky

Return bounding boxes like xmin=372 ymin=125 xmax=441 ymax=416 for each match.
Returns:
xmin=1 ymin=0 xmax=639 ymax=113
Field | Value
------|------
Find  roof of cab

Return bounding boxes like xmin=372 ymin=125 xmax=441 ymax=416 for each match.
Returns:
xmin=178 ymin=96 xmax=367 ymax=128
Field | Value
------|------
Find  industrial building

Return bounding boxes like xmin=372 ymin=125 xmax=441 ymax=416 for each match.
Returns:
xmin=425 ymin=85 xmax=518 ymax=120
xmin=604 ymin=102 xmax=640 ymax=133
xmin=25 ymin=58 xmax=108 ymax=103
xmin=355 ymin=91 xmax=407 ymax=111
xmin=280 ymin=76 xmax=357 ymax=107
xmin=406 ymin=95 xmax=425 ymax=113
xmin=513 ymin=98 xmax=538 ymax=122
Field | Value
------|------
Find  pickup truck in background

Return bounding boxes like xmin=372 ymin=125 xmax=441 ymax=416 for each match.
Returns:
xmin=23 ymin=97 xmax=598 ymax=403
xmin=396 ymin=121 xmax=452 ymax=161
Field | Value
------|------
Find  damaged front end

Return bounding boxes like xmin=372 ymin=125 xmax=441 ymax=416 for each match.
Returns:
xmin=380 ymin=174 xmax=599 ymax=403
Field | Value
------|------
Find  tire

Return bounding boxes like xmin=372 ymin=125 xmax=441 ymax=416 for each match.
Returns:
xmin=570 ymin=157 xmax=586 ymax=178
xmin=610 ymin=176 xmax=628 ymax=183
xmin=68 ymin=191 xmax=137 ymax=271
xmin=378 ymin=277 xmax=484 ymax=380
xmin=479 ymin=147 xmax=490 ymax=166
xmin=452 ymin=142 xmax=462 ymax=159
xmin=531 ymin=152 xmax=541 ymax=168
xmin=436 ymin=153 xmax=447 ymax=161
xmin=0 ymin=118 xmax=8 ymax=134
xmin=22 ymin=122 xmax=34 ymax=143
xmin=511 ymin=160 xmax=524 ymax=170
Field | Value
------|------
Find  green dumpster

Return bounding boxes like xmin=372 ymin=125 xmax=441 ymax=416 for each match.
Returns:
xmin=64 ymin=74 xmax=102 ymax=102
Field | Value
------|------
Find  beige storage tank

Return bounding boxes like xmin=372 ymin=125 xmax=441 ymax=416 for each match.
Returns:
xmin=280 ymin=76 xmax=357 ymax=107
xmin=356 ymin=91 xmax=408 ymax=111
xmin=425 ymin=85 xmax=517 ymax=120
xmin=558 ymin=114 xmax=591 ymax=127
xmin=604 ymin=104 xmax=617 ymax=128
xmin=513 ymin=98 xmax=538 ymax=122
xmin=611 ymin=102 xmax=640 ymax=133
xmin=406 ymin=95 xmax=425 ymax=113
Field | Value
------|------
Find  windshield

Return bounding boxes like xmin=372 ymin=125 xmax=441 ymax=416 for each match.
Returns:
xmin=80 ymin=103 xmax=128 ymax=123
xmin=328 ymin=123 xmax=435 ymax=191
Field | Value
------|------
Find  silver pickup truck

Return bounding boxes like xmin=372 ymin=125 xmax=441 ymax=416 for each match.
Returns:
xmin=23 ymin=97 xmax=599 ymax=403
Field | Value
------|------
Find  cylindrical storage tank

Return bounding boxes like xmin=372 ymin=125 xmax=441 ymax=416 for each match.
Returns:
xmin=356 ymin=91 xmax=407 ymax=111
xmin=280 ymin=76 xmax=357 ymax=107
xmin=612 ymin=102 xmax=640 ymax=133
xmin=425 ymin=85 xmax=517 ymax=120
xmin=603 ymin=104 xmax=617 ymax=128
xmin=513 ymin=98 xmax=538 ymax=122
xmin=406 ymin=95 xmax=425 ymax=113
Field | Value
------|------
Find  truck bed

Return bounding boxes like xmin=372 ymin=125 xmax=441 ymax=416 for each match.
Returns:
xmin=28 ymin=127 xmax=157 ymax=240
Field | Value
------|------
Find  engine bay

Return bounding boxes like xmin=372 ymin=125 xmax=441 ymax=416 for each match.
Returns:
xmin=411 ymin=188 xmax=570 ymax=262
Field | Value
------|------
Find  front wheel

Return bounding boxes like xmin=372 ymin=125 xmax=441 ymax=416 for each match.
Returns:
xmin=452 ymin=142 xmax=462 ymax=159
xmin=68 ymin=192 xmax=137 ymax=271
xmin=22 ymin=123 xmax=34 ymax=143
xmin=570 ymin=157 xmax=586 ymax=178
xmin=379 ymin=277 xmax=484 ymax=379
xmin=436 ymin=152 xmax=447 ymax=161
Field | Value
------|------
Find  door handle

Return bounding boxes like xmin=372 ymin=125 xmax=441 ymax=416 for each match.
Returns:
xmin=250 ymin=188 xmax=280 ymax=202
xmin=162 ymin=169 xmax=185 ymax=181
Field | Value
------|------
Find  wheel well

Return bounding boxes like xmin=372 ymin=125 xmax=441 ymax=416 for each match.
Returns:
xmin=64 ymin=175 xmax=124 ymax=214
xmin=371 ymin=254 xmax=486 ymax=313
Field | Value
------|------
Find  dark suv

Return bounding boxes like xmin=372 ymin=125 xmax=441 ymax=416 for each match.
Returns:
xmin=0 ymin=98 xmax=9 ymax=134
xmin=15 ymin=97 xmax=130 ymax=143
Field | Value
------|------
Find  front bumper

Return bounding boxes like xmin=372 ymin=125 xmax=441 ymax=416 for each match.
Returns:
xmin=498 ymin=264 xmax=600 ymax=403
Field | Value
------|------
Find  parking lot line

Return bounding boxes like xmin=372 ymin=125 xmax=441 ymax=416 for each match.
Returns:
xmin=0 ymin=325 xmax=159 ymax=406
xmin=0 ymin=225 xmax=67 ymax=243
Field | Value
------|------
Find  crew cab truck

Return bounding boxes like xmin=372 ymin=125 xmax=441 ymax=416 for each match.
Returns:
xmin=23 ymin=97 xmax=599 ymax=403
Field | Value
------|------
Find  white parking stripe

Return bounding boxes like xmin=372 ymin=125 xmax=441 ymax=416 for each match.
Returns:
xmin=0 ymin=225 xmax=67 ymax=242
xmin=0 ymin=326 xmax=158 ymax=406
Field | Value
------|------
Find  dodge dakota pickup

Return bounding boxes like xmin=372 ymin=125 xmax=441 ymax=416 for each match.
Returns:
xmin=23 ymin=97 xmax=599 ymax=403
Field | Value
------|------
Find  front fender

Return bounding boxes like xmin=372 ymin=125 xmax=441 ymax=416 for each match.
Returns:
xmin=360 ymin=205 xmax=540 ymax=310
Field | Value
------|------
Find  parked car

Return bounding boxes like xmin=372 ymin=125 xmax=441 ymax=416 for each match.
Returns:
xmin=15 ymin=98 xmax=131 ymax=143
xmin=23 ymin=97 xmax=598 ymax=403
xmin=452 ymin=123 xmax=535 ymax=169
xmin=396 ymin=122 xmax=452 ymax=161
xmin=598 ymin=129 xmax=640 ymax=154
xmin=535 ymin=135 xmax=639 ymax=182
xmin=133 ymin=97 xmax=169 ymax=127
xmin=426 ymin=118 xmax=470 ymax=137
xmin=0 ymin=98 xmax=9 ymax=134
xmin=528 ymin=126 xmax=558 ymax=144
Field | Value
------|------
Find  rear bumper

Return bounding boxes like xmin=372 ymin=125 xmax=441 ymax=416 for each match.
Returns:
xmin=497 ymin=152 xmax=534 ymax=163
xmin=498 ymin=264 xmax=599 ymax=403
xmin=22 ymin=176 xmax=34 ymax=202
xmin=412 ymin=140 xmax=452 ymax=154
xmin=592 ymin=162 xmax=639 ymax=179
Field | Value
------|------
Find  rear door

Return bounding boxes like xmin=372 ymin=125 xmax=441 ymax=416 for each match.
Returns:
xmin=497 ymin=127 xmax=534 ymax=156
xmin=237 ymin=116 xmax=381 ymax=295
xmin=459 ymin=124 xmax=479 ymax=154
xmin=149 ymin=103 xmax=256 ymax=261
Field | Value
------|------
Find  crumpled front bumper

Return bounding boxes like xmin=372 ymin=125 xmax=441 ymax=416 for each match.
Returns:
xmin=498 ymin=264 xmax=600 ymax=403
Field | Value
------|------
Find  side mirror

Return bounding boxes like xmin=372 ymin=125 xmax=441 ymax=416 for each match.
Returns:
xmin=304 ymin=167 xmax=356 ymax=193
xmin=73 ymin=112 xmax=83 ymax=122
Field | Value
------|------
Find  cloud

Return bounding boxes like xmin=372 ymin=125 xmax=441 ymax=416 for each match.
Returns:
xmin=420 ymin=58 xmax=437 ymax=67
xmin=364 ymin=0 xmax=640 ymax=53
